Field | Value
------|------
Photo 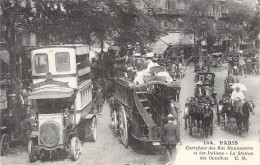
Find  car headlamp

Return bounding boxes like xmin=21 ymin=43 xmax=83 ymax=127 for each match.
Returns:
xmin=64 ymin=109 xmax=69 ymax=118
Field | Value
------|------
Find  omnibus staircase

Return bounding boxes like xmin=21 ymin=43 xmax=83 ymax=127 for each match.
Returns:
xmin=133 ymin=86 xmax=163 ymax=140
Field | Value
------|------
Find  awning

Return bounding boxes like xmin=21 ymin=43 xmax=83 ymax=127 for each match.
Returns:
xmin=28 ymin=89 xmax=74 ymax=99
xmin=0 ymin=50 xmax=10 ymax=65
xmin=151 ymin=33 xmax=194 ymax=54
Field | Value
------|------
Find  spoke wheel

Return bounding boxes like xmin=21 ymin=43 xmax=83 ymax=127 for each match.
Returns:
xmin=70 ymin=137 xmax=81 ymax=161
xmin=184 ymin=106 xmax=188 ymax=130
xmin=1 ymin=134 xmax=9 ymax=156
xmin=112 ymin=111 xmax=118 ymax=137
xmin=210 ymin=121 xmax=213 ymax=136
xmin=118 ymin=106 xmax=128 ymax=148
xmin=189 ymin=116 xmax=192 ymax=136
xmin=22 ymin=122 xmax=32 ymax=146
xmin=224 ymin=113 xmax=228 ymax=131
xmin=216 ymin=104 xmax=220 ymax=125
xmin=28 ymin=140 xmax=38 ymax=162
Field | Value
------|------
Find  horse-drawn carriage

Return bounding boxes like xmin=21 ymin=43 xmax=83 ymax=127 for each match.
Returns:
xmin=110 ymin=64 xmax=181 ymax=149
xmin=217 ymin=83 xmax=254 ymax=135
xmin=184 ymin=72 xmax=218 ymax=138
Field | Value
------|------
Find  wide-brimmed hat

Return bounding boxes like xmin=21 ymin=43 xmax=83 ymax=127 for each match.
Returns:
xmin=167 ymin=114 xmax=174 ymax=119
xmin=196 ymin=81 xmax=203 ymax=85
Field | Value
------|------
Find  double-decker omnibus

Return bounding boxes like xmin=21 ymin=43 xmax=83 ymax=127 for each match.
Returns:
xmin=27 ymin=45 xmax=97 ymax=162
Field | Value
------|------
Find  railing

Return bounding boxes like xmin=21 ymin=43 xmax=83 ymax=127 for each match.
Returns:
xmin=134 ymin=86 xmax=163 ymax=127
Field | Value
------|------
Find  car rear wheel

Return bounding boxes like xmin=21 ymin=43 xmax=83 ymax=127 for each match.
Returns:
xmin=85 ymin=117 xmax=97 ymax=142
xmin=0 ymin=134 xmax=9 ymax=156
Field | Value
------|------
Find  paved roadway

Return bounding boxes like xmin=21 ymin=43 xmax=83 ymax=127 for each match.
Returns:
xmin=0 ymin=64 xmax=259 ymax=165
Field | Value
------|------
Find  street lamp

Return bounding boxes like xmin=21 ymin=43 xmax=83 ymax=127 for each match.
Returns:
xmin=201 ymin=21 xmax=207 ymax=56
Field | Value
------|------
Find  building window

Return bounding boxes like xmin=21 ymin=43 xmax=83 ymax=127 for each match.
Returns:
xmin=171 ymin=20 xmax=177 ymax=28
xmin=55 ymin=52 xmax=70 ymax=72
xmin=35 ymin=53 xmax=49 ymax=73
xmin=167 ymin=1 xmax=176 ymax=9
xmin=164 ymin=20 xmax=168 ymax=27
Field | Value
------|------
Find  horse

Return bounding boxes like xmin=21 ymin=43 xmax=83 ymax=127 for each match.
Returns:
xmin=202 ymin=103 xmax=213 ymax=138
xmin=235 ymin=101 xmax=255 ymax=135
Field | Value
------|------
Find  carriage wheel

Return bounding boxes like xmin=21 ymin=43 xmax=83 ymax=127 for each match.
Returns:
xmin=188 ymin=116 xmax=192 ymax=136
xmin=118 ymin=106 xmax=128 ymax=148
xmin=245 ymin=119 xmax=249 ymax=133
xmin=70 ymin=136 xmax=81 ymax=161
xmin=216 ymin=104 xmax=220 ymax=125
xmin=184 ymin=106 xmax=188 ymax=130
xmin=224 ymin=113 xmax=228 ymax=131
xmin=0 ymin=134 xmax=9 ymax=156
xmin=112 ymin=111 xmax=118 ymax=137
xmin=184 ymin=117 xmax=188 ymax=130
xmin=28 ymin=139 xmax=38 ymax=162
xmin=210 ymin=121 xmax=213 ymax=136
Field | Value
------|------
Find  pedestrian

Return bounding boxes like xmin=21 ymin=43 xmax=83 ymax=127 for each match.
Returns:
xmin=96 ymin=86 xmax=104 ymax=115
xmin=163 ymin=114 xmax=179 ymax=165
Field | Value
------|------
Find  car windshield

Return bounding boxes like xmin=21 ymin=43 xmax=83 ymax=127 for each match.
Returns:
xmin=35 ymin=53 xmax=49 ymax=73
xmin=30 ymin=98 xmax=69 ymax=114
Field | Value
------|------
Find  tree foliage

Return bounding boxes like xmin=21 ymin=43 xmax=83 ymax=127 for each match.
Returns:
xmin=183 ymin=0 xmax=259 ymax=51
xmin=0 ymin=0 xmax=164 ymax=89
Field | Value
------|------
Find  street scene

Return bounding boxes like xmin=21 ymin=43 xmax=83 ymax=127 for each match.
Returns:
xmin=0 ymin=0 xmax=260 ymax=165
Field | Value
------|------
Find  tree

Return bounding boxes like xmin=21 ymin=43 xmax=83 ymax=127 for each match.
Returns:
xmin=0 ymin=0 xmax=34 ymax=92
xmin=216 ymin=1 xmax=256 ymax=50
xmin=182 ymin=0 xmax=217 ymax=53
xmin=106 ymin=0 xmax=165 ymax=53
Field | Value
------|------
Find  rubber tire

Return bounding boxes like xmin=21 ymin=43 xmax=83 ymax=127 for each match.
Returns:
xmin=70 ymin=137 xmax=80 ymax=161
xmin=28 ymin=140 xmax=38 ymax=162
xmin=0 ymin=134 xmax=9 ymax=156
xmin=22 ymin=122 xmax=32 ymax=146
xmin=85 ymin=117 xmax=97 ymax=142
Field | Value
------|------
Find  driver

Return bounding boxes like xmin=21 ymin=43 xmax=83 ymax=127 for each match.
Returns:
xmin=194 ymin=81 xmax=206 ymax=104
xmin=231 ymin=86 xmax=245 ymax=113
xmin=194 ymin=81 xmax=206 ymax=98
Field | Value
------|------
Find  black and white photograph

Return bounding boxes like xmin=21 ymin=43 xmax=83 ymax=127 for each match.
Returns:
xmin=0 ymin=0 xmax=259 ymax=165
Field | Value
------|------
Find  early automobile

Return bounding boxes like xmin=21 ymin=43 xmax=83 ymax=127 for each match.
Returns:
xmin=27 ymin=45 xmax=97 ymax=162
xmin=211 ymin=52 xmax=222 ymax=67
xmin=0 ymin=75 xmax=32 ymax=156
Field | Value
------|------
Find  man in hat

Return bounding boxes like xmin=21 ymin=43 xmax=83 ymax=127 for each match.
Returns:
xmin=163 ymin=114 xmax=179 ymax=165
xmin=194 ymin=81 xmax=206 ymax=98
xmin=194 ymin=81 xmax=207 ymax=104
xmin=96 ymin=86 xmax=104 ymax=115
xmin=224 ymin=74 xmax=235 ymax=94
